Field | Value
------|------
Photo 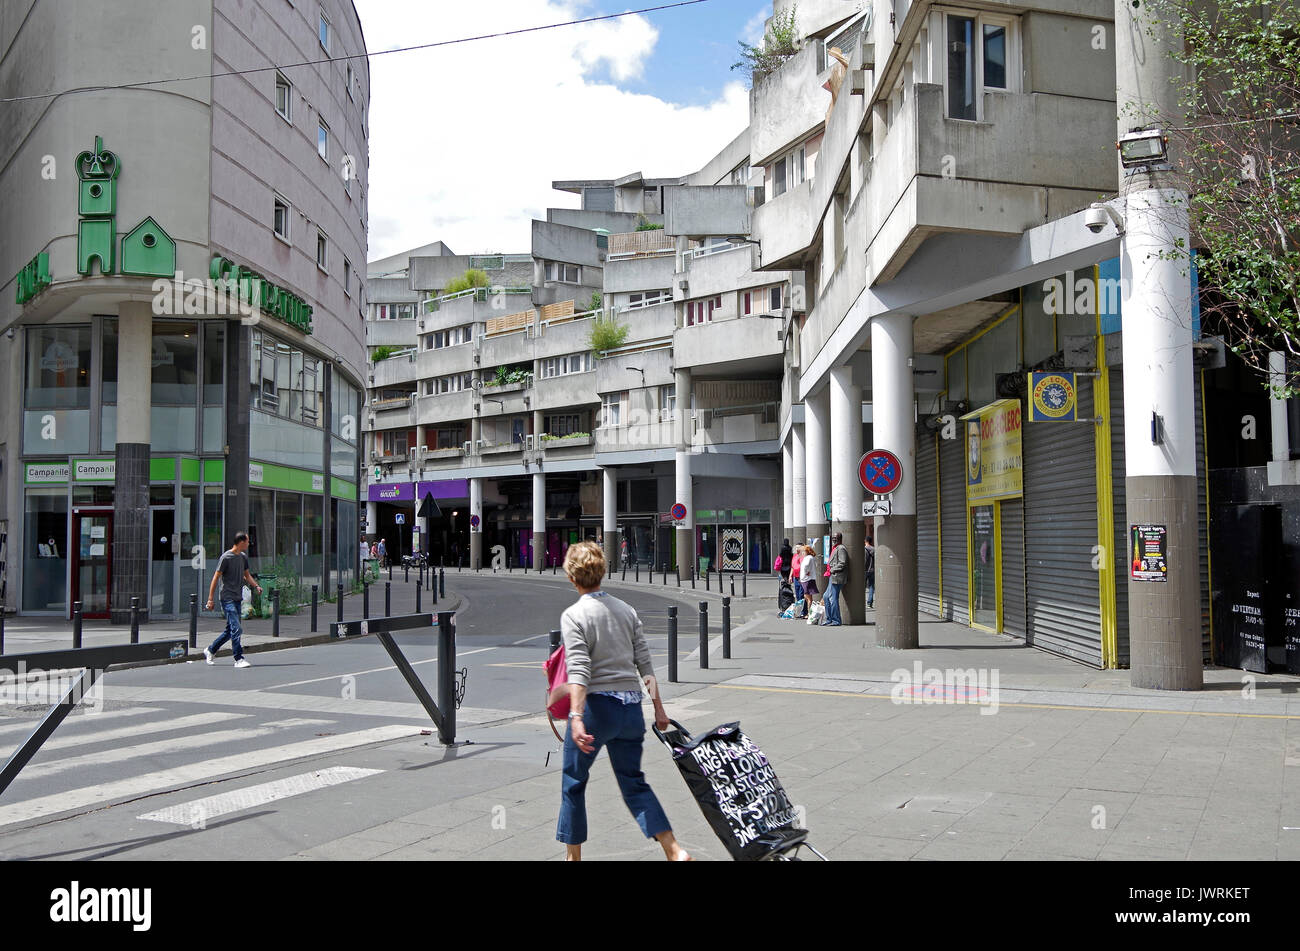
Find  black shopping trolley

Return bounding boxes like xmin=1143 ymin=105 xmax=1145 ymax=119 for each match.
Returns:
xmin=653 ymin=719 xmax=828 ymax=861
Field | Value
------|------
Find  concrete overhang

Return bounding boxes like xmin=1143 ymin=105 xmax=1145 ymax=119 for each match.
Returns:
xmin=797 ymin=207 xmax=1121 ymax=401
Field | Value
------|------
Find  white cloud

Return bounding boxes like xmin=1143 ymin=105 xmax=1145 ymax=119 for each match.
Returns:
xmin=357 ymin=0 xmax=750 ymax=261
xmin=741 ymin=5 xmax=770 ymax=47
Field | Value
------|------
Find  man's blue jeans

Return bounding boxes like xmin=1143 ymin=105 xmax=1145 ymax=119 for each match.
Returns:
xmin=823 ymin=581 xmax=843 ymax=625
xmin=557 ymin=693 xmax=672 ymax=845
xmin=207 ymin=599 xmax=245 ymax=661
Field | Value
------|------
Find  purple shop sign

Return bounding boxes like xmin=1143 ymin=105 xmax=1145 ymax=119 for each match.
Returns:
xmin=417 ymin=479 xmax=469 ymax=501
xmin=368 ymin=482 xmax=415 ymax=502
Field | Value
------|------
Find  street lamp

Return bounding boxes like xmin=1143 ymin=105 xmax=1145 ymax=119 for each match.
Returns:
xmin=625 ymin=365 xmax=646 ymax=386
xmin=1118 ymin=128 xmax=1169 ymax=171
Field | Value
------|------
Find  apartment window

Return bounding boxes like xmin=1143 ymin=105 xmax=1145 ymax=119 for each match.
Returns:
xmin=432 ymin=326 xmax=471 ymax=349
xmin=773 ymin=157 xmax=787 ymax=197
xmin=376 ymin=304 xmax=388 ymax=320
xmin=627 ymin=289 xmax=670 ymax=309
xmin=770 ymin=285 xmax=783 ymax=312
xmin=659 ymin=384 xmax=676 ymax=419
xmin=275 ymin=72 xmax=292 ymax=122
xmin=319 ymin=9 xmax=331 ymax=52
xmin=545 ymin=414 xmax=582 ymax=437
xmin=422 ymin=380 xmax=434 ymax=397
xmin=601 ymin=392 xmax=627 ymax=428
xmin=686 ymin=299 xmax=719 ymax=326
xmin=381 ymin=430 xmax=408 ymax=456
xmin=317 ymin=120 xmax=329 ymax=161
xmin=546 ymin=261 xmax=580 ymax=284
xmin=436 ymin=427 xmax=463 ymax=449
xmin=946 ymin=12 xmax=1015 ymax=120
xmin=540 ymin=351 xmax=594 ymax=379
xmin=344 ymin=258 xmax=351 ymax=297
xmin=422 ymin=334 xmax=433 ymax=351
xmin=273 ymin=195 xmax=290 ymax=241
xmin=433 ymin=372 xmax=472 ymax=394
xmin=316 ymin=231 xmax=328 ymax=271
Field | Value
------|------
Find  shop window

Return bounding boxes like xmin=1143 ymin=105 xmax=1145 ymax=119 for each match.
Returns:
xmin=25 ymin=325 xmax=91 ymax=455
xmin=23 ymin=488 xmax=68 ymax=613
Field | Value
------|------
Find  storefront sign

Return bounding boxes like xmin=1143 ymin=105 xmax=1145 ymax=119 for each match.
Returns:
xmin=14 ymin=252 xmax=51 ymax=304
xmin=721 ymin=528 xmax=744 ymax=571
xmin=368 ymin=482 xmax=414 ymax=502
xmin=210 ymin=255 xmax=313 ymax=334
xmin=249 ymin=463 xmax=265 ymax=484
xmin=25 ymin=462 xmax=70 ymax=484
xmin=74 ymin=459 xmax=115 ymax=481
xmin=1130 ymin=524 xmax=1168 ymax=582
xmin=417 ymin=479 xmax=470 ymax=500
xmin=964 ymin=400 xmax=1022 ymax=502
xmin=1028 ymin=372 xmax=1078 ymax=422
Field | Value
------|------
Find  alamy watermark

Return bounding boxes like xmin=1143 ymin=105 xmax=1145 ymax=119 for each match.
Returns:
xmin=0 ymin=664 xmax=104 ymax=713
xmin=889 ymin=661 xmax=1000 ymax=715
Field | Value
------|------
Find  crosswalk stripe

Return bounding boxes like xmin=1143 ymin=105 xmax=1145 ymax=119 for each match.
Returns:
xmin=0 ymin=712 xmax=247 ymax=758
xmin=0 ymin=707 xmax=161 ymax=740
xmin=136 ymin=766 xmax=383 ymax=826
xmin=0 ymin=724 xmax=423 ymax=829
xmin=18 ymin=726 xmax=283 ymax=781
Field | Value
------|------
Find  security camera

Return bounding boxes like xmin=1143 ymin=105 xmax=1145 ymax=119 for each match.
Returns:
xmin=1085 ymin=202 xmax=1125 ymax=235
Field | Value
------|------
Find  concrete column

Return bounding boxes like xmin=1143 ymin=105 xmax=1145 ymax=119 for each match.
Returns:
xmin=675 ymin=367 xmax=694 ymax=573
xmin=804 ymin=388 xmax=830 ymax=551
xmin=469 ymin=477 xmax=483 ymax=569
xmin=781 ymin=436 xmax=794 ymax=551
xmin=602 ymin=466 xmax=618 ymax=570
xmin=791 ymin=421 xmax=807 ymax=546
xmin=1116 ymin=0 xmax=1199 ymax=690
xmin=1269 ymin=352 xmax=1290 ymax=463
xmin=532 ymin=470 xmax=546 ymax=570
xmin=365 ymin=501 xmax=378 ymax=539
xmin=111 ymin=301 xmax=152 ymax=624
xmin=872 ymin=312 xmax=918 ymax=648
xmin=830 ymin=366 xmax=865 ymax=624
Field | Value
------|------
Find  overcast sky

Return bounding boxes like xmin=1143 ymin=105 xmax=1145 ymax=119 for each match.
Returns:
xmin=356 ymin=0 xmax=768 ymax=263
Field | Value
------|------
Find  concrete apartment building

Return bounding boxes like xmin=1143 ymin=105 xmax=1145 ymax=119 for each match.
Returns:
xmin=0 ymin=0 xmax=369 ymax=620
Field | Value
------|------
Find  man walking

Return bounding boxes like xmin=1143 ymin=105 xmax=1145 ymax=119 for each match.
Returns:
xmin=864 ymin=535 xmax=876 ymax=609
xmin=377 ymin=537 xmax=388 ymax=569
xmin=204 ymin=531 xmax=261 ymax=668
xmin=823 ymin=532 xmax=848 ymax=626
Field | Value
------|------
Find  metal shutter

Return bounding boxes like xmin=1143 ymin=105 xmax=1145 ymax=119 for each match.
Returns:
xmin=917 ymin=433 xmax=941 ymax=617
xmin=1110 ymin=366 xmax=1131 ymax=667
xmin=1001 ymin=497 xmax=1027 ymax=638
xmin=940 ymin=434 xmax=968 ymax=624
xmin=1023 ymin=380 xmax=1104 ymax=667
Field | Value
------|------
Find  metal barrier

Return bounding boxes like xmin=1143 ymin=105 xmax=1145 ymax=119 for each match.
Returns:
xmin=330 ymin=611 xmax=461 ymax=745
xmin=0 ymin=640 xmax=189 ymax=800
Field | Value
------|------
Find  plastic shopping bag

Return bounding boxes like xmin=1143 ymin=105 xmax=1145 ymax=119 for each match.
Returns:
xmin=240 ymin=585 xmax=254 ymax=619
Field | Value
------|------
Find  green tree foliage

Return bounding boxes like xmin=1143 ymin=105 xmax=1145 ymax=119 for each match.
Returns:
xmin=732 ymin=5 xmax=799 ymax=87
xmin=1151 ymin=0 xmax=1300 ymax=393
xmin=442 ymin=268 xmax=491 ymax=296
xmin=370 ymin=345 xmax=399 ymax=362
xmin=587 ymin=316 xmax=629 ymax=354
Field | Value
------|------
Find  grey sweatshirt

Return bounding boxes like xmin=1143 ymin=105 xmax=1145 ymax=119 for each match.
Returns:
xmin=561 ymin=591 xmax=654 ymax=692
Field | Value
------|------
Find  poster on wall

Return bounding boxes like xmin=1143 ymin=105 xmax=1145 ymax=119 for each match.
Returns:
xmin=964 ymin=399 xmax=1023 ymax=502
xmin=720 ymin=528 xmax=744 ymax=571
xmin=1130 ymin=524 xmax=1168 ymax=582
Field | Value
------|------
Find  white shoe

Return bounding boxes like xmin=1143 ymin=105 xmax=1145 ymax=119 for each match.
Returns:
xmin=204 ymin=648 xmax=214 ymax=665
xmin=234 ymin=658 xmax=251 ymax=668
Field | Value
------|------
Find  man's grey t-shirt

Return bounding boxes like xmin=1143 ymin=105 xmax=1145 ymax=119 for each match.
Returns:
xmin=216 ymin=550 xmax=248 ymax=603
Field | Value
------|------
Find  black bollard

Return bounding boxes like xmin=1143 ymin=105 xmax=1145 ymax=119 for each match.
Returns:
xmin=662 ymin=564 xmax=667 ymax=586
xmin=743 ymin=563 xmax=748 ymax=599
xmin=272 ymin=589 xmax=281 ymax=638
xmin=698 ymin=601 xmax=709 ymax=670
xmin=667 ymin=606 xmax=678 ymax=684
xmin=415 ymin=578 xmax=422 ymax=614
xmin=691 ymin=566 xmax=696 ymax=590
xmin=0 ymin=607 xmax=4 ymax=655
xmin=675 ymin=565 xmax=681 ymax=588
xmin=363 ymin=581 xmax=370 ymax=619
xmin=310 ymin=585 xmax=319 ymax=633
xmin=337 ymin=582 xmax=344 ymax=623
xmin=405 ymin=565 xmax=409 ymax=584
xmin=549 ymin=628 xmax=562 ymax=654
xmin=439 ymin=568 xmax=445 ymax=599
xmin=731 ymin=574 xmax=735 ymax=597
xmin=621 ymin=561 xmax=627 ymax=582
xmin=722 ymin=596 xmax=732 ymax=659
xmin=189 ymin=594 xmax=199 ymax=649
xmin=436 ymin=612 xmax=456 ymax=745
xmin=73 ymin=601 xmax=83 ymax=650
xmin=705 ymin=567 xmax=711 ymax=592
xmin=389 ymin=560 xmax=393 ymax=582
xmin=432 ymin=569 xmax=438 ymax=606
xmin=385 ymin=581 xmax=392 ymax=617
xmin=635 ymin=562 xmax=639 ymax=583
xmin=130 ymin=596 xmax=140 ymax=644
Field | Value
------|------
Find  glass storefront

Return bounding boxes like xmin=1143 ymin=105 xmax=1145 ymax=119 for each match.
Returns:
xmin=23 ymin=488 xmax=68 ymax=613
xmin=24 ymin=325 xmax=92 ymax=455
xmin=695 ymin=510 xmax=772 ymax=573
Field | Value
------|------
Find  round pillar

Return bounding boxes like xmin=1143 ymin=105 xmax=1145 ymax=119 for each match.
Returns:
xmin=602 ymin=467 xmax=618 ymax=570
xmin=872 ymin=313 xmax=918 ymax=648
xmin=804 ymin=388 xmax=830 ymax=552
xmin=830 ymin=366 xmax=865 ymax=624
xmin=532 ymin=470 xmax=546 ymax=570
xmin=791 ymin=421 xmax=807 ymax=546
xmin=469 ymin=477 xmax=483 ymax=569
xmin=110 ymin=300 xmax=152 ymax=625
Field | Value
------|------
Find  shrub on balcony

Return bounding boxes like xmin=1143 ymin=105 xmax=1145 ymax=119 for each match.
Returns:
xmin=442 ymin=268 xmax=491 ymax=296
xmin=541 ymin=432 xmax=591 ymax=441
xmin=635 ymin=216 xmax=663 ymax=231
xmin=587 ymin=316 xmax=629 ymax=355
xmin=370 ymin=345 xmax=399 ymax=362
xmin=732 ymin=5 xmax=799 ymax=87
xmin=488 ymin=364 xmax=533 ymax=386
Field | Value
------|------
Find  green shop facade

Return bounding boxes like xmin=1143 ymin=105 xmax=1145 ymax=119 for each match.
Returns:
xmin=12 ymin=136 xmax=365 ymax=621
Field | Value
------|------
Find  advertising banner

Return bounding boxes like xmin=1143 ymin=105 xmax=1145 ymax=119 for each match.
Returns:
xmin=964 ymin=400 xmax=1023 ymax=502
xmin=368 ymin=482 xmax=414 ymax=502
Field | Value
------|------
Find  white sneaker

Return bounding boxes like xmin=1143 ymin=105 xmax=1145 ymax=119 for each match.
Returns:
xmin=234 ymin=658 xmax=252 ymax=669
xmin=204 ymin=648 xmax=214 ymax=665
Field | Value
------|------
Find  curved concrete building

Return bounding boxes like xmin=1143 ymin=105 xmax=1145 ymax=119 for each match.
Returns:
xmin=0 ymin=0 xmax=370 ymax=620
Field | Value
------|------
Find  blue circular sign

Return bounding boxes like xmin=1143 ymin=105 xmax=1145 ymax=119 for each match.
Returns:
xmin=469 ymin=514 xmax=481 ymax=528
xmin=859 ymin=449 xmax=903 ymax=495
xmin=670 ymin=503 xmax=688 ymax=521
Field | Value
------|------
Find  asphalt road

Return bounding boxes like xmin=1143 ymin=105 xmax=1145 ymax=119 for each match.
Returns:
xmin=0 ymin=575 xmax=689 ymax=859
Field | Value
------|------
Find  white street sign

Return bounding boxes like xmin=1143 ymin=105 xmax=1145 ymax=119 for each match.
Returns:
xmin=863 ymin=499 xmax=892 ymax=517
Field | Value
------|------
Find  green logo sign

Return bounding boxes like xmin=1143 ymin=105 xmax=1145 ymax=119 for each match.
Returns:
xmin=209 ymin=256 xmax=313 ymax=334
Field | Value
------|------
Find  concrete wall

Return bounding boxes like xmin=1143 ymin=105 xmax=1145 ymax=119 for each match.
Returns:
xmin=548 ymin=208 xmax=656 ymax=232
xmin=752 ymin=178 xmax=818 ymax=268
xmin=616 ymin=300 xmax=677 ymax=343
xmin=366 ymin=320 xmax=419 ymax=348
xmin=210 ymin=0 xmax=368 ymax=391
xmin=409 ymin=254 xmax=532 ymax=293
xmin=603 ymin=254 xmax=676 ymax=296
xmin=664 ymin=185 xmax=753 ymax=239
xmin=1024 ymin=11 xmax=1118 ymax=100
xmin=749 ymin=42 xmax=827 ymax=166
xmin=370 ymin=275 xmax=422 ymax=303
xmin=686 ymin=128 xmax=751 ymax=186
xmin=675 ymin=317 xmax=783 ymax=371
xmin=534 ymin=372 xmax=599 ymax=412
xmin=532 ymin=220 xmax=606 ymax=270
xmin=417 ymin=341 xmax=477 ymax=381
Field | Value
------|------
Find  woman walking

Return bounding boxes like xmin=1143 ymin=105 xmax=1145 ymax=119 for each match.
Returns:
xmin=557 ymin=541 xmax=692 ymax=861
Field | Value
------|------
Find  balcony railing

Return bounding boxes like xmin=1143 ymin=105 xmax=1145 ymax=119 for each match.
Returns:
xmin=371 ymin=395 xmax=414 ymax=411
xmin=697 ymin=401 xmax=779 ymax=428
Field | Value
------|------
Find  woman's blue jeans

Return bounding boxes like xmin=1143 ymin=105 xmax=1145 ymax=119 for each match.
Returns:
xmin=556 ymin=693 xmax=671 ymax=845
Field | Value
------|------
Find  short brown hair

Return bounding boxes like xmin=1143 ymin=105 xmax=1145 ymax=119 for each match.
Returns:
xmin=564 ymin=540 xmax=606 ymax=589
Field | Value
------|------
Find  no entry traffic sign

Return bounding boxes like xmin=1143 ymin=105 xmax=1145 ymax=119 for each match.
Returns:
xmin=670 ymin=502 xmax=688 ymax=521
xmin=859 ymin=449 xmax=903 ymax=495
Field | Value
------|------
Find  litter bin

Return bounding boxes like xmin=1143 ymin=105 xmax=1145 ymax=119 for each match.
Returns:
xmin=254 ymin=572 xmax=279 ymax=618
xmin=364 ymin=558 xmax=381 ymax=585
